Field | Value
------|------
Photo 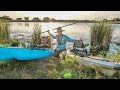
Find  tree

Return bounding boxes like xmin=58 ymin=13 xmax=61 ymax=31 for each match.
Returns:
xmin=32 ymin=17 xmax=41 ymax=22
xmin=0 ymin=15 xmax=12 ymax=20
xmin=113 ymin=18 xmax=120 ymax=21
xmin=43 ymin=17 xmax=51 ymax=22
xmin=51 ymin=18 xmax=56 ymax=22
xmin=24 ymin=17 xmax=29 ymax=21
xmin=103 ymin=19 xmax=108 ymax=21
xmin=16 ymin=18 xmax=22 ymax=21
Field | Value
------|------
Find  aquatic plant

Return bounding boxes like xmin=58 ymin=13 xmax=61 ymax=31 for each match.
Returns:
xmin=0 ymin=19 xmax=10 ymax=44
xmin=31 ymin=24 xmax=41 ymax=45
xmin=10 ymin=39 xmax=20 ymax=47
xmin=90 ymin=19 xmax=115 ymax=52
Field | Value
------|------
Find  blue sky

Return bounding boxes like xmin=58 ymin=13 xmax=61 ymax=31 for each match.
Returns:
xmin=0 ymin=11 xmax=120 ymax=20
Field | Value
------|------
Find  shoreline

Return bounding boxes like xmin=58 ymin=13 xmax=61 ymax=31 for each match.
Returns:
xmin=9 ymin=21 xmax=120 ymax=24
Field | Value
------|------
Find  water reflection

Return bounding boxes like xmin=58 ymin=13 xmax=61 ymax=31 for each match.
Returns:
xmin=17 ymin=22 xmax=23 ymax=26
xmin=25 ymin=22 xmax=29 ymax=27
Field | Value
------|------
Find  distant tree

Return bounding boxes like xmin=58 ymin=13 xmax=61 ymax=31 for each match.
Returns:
xmin=32 ymin=17 xmax=41 ymax=22
xmin=24 ymin=17 xmax=29 ymax=21
xmin=16 ymin=18 xmax=22 ymax=21
xmin=113 ymin=18 xmax=120 ymax=21
xmin=51 ymin=18 xmax=56 ymax=22
xmin=0 ymin=15 xmax=12 ymax=20
xmin=43 ymin=17 xmax=51 ymax=22
xmin=83 ymin=20 xmax=91 ymax=22
xmin=103 ymin=19 xmax=108 ymax=21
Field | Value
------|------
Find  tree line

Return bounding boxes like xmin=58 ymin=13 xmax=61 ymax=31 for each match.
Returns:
xmin=1 ymin=15 xmax=120 ymax=22
xmin=0 ymin=16 xmax=96 ymax=23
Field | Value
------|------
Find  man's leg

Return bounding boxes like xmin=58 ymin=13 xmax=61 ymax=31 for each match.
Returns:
xmin=60 ymin=50 xmax=66 ymax=60
xmin=53 ymin=49 xmax=61 ymax=60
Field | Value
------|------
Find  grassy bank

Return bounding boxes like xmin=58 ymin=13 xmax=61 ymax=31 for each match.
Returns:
xmin=97 ymin=53 xmax=120 ymax=62
xmin=0 ymin=56 xmax=118 ymax=79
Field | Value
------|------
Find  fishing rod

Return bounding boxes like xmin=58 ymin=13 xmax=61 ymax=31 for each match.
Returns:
xmin=20 ymin=21 xmax=79 ymax=39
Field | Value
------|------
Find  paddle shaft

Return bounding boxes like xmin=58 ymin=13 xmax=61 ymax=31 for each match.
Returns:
xmin=24 ymin=22 xmax=79 ymax=38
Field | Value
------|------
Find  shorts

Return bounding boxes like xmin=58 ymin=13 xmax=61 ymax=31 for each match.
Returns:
xmin=53 ymin=49 xmax=66 ymax=58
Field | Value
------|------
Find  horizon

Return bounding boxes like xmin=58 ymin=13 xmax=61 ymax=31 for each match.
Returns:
xmin=0 ymin=11 xmax=120 ymax=20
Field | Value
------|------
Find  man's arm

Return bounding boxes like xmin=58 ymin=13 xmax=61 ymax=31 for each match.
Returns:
xmin=65 ymin=35 xmax=78 ymax=43
xmin=48 ymin=30 xmax=57 ymax=39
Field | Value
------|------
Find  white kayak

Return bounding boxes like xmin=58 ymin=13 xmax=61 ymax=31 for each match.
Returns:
xmin=78 ymin=56 xmax=120 ymax=76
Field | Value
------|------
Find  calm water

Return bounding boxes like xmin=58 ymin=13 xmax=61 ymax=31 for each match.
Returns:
xmin=10 ymin=22 xmax=120 ymax=53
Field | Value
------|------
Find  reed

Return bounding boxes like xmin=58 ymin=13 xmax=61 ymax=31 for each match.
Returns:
xmin=90 ymin=19 xmax=115 ymax=52
xmin=31 ymin=24 xmax=41 ymax=45
xmin=0 ymin=19 xmax=10 ymax=44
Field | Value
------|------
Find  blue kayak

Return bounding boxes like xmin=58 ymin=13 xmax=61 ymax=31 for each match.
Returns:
xmin=0 ymin=48 xmax=54 ymax=61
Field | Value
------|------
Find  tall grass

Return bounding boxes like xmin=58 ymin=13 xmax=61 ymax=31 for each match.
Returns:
xmin=90 ymin=19 xmax=115 ymax=51
xmin=97 ymin=53 xmax=120 ymax=62
xmin=0 ymin=19 xmax=10 ymax=44
xmin=31 ymin=24 xmax=41 ymax=45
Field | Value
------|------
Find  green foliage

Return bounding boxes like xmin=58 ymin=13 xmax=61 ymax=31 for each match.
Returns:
xmin=31 ymin=24 xmax=41 ymax=45
xmin=0 ymin=20 xmax=10 ymax=44
xmin=10 ymin=39 xmax=20 ymax=47
xmin=63 ymin=73 xmax=72 ymax=79
xmin=97 ymin=53 xmax=120 ymax=62
xmin=21 ymin=42 xmax=26 ymax=48
xmin=61 ymin=69 xmax=72 ymax=79
xmin=78 ymin=66 xmax=96 ymax=79
xmin=47 ymin=69 xmax=61 ymax=79
xmin=34 ymin=70 xmax=47 ymax=79
xmin=0 ymin=44 xmax=10 ymax=47
xmin=90 ymin=19 xmax=115 ymax=52
xmin=109 ymin=54 xmax=120 ymax=62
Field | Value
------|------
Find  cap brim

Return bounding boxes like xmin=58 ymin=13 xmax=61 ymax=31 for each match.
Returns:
xmin=55 ymin=30 xmax=65 ymax=33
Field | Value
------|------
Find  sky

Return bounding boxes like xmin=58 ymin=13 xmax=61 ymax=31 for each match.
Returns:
xmin=0 ymin=11 xmax=120 ymax=20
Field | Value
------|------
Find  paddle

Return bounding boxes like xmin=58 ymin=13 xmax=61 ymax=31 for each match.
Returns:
xmin=40 ymin=22 xmax=78 ymax=34
xmin=20 ymin=22 xmax=79 ymax=39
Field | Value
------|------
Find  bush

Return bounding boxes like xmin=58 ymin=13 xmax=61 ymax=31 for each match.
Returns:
xmin=21 ymin=42 xmax=26 ymax=48
xmin=10 ymin=39 xmax=20 ymax=47
xmin=90 ymin=19 xmax=115 ymax=53
xmin=0 ymin=20 xmax=10 ymax=44
xmin=0 ymin=44 xmax=10 ymax=47
xmin=31 ymin=24 xmax=41 ymax=45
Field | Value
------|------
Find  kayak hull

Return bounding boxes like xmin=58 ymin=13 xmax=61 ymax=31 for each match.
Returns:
xmin=78 ymin=56 xmax=120 ymax=76
xmin=0 ymin=48 xmax=54 ymax=61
